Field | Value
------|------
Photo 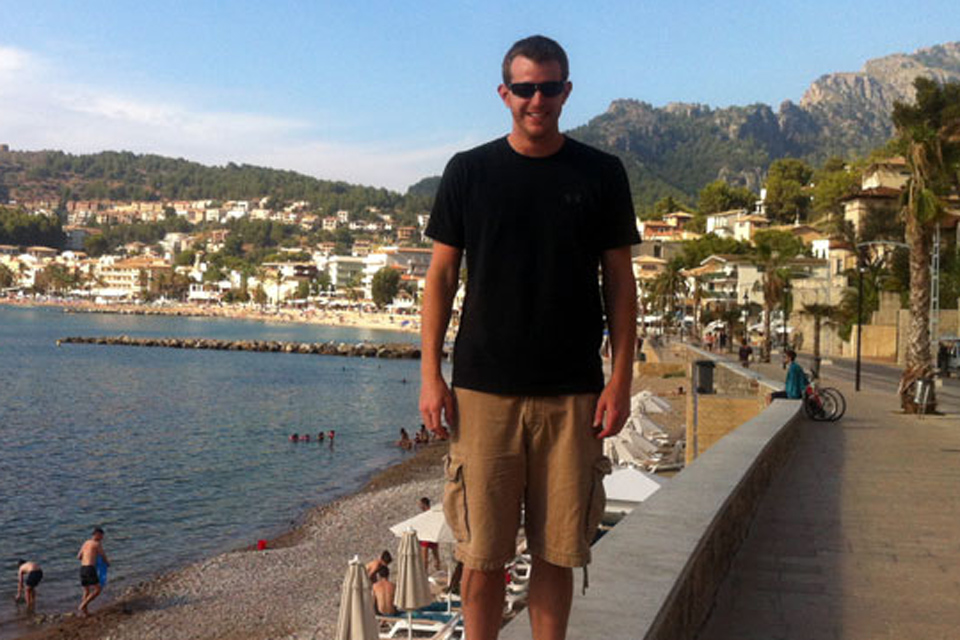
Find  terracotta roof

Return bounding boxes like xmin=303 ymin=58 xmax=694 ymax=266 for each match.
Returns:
xmin=682 ymin=263 xmax=722 ymax=277
xmin=840 ymin=186 xmax=902 ymax=201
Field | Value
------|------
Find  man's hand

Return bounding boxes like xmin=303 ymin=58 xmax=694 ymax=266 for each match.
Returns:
xmin=592 ymin=380 xmax=631 ymax=439
xmin=420 ymin=375 xmax=455 ymax=438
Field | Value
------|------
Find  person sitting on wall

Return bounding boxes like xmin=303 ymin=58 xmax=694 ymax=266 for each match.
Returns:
xmin=769 ymin=349 xmax=808 ymax=401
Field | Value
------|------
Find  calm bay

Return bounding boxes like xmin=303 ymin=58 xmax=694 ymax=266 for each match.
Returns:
xmin=0 ymin=305 xmax=425 ymax=635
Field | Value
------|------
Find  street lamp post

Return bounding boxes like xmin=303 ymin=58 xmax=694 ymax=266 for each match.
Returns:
xmin=741 ymin=291 xmax=749 ymax=341
xmin=855 ymin=259 xmax=865 ymax=392
xmin=781 ymin=281 xmax=791 ymax=369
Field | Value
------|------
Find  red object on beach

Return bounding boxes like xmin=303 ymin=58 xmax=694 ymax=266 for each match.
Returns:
xmin=257 ymin=539 xmax=267 ymax=550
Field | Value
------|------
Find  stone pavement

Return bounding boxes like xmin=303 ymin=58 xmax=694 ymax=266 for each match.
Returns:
xmin=696 ymin=360 xmax=960 ymax=639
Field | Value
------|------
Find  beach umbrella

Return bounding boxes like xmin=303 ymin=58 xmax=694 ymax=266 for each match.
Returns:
xmin=389 ymin=505 xmax=455 ymax=544
xmin=334 ymin=556 xmax=379 ymax=640
xmin=394 ymin=529 xmax=433 ymax=639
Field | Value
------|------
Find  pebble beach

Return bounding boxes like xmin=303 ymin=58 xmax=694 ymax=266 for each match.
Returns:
xmin=17 ymin=444 xmax=449 ymax=640
xmin=6 ymin=298 xmax=688 ymax=640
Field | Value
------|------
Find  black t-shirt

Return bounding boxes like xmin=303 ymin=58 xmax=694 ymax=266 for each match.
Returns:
xmin=426 ymin=136 xmax=640 ymax=395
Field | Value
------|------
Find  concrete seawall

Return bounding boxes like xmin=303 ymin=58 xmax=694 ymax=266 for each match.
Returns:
xmin=58 ymin=335 xmax=423 ymax=359
xmin=501 ymin=345 xmax=801 ymax=640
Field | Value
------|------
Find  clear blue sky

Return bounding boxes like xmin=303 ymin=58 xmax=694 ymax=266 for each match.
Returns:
xmin=0 ymin=0 xmax=956 ymax=192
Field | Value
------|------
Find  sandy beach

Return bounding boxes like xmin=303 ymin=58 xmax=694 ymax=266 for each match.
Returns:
xmin=0 ymin=298 xmax=423 ymax=336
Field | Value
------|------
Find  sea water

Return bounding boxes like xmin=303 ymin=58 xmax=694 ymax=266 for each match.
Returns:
xmin=0 ymin=305 xmax=425 ymax=636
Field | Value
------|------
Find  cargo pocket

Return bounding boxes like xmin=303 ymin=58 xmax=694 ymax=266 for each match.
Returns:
xmin=443 ymin=454 xmax=470 ymax=543
xmin=584 ymin=456 xmax=612 ymax=542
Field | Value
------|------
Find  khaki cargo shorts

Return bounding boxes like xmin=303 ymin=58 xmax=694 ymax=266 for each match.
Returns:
xmin=443 ymin=388 xmax=611 ymax=571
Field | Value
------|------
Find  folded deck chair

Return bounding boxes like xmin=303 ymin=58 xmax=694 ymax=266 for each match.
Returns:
xmin=378 ymin=609 xmax=462 ymax=639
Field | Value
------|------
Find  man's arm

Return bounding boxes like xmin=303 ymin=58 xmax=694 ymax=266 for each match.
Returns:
xmin=593 ymin=246 xmax=637 ymax=439
xmin=419 ymin=241 xmax=463 ymax=437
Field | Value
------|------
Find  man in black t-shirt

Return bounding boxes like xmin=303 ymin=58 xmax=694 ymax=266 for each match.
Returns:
xmin=420 ymin=35 xmax=639 ymax=640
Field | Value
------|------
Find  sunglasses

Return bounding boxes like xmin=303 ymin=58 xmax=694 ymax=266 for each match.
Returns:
xmin=508 ymin=81 xmax=566 ymax=99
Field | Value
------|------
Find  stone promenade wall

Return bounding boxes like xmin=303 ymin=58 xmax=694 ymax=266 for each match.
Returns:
xmin=501 ymin=346 xmax=801 ymax=640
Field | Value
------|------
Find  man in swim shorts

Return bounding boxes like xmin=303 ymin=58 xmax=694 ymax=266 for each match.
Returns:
xmin=418 ymin=497 xmax=442 ymax=572
xmin=15 ymin=559 xmax=43 ymax=611
xmin=420 ymin=35 xmax=638 ymax=640
xmin=77 ymin=527 xmax=109 ymax=616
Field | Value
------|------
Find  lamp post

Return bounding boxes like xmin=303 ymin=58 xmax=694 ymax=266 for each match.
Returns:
xmin=741 ymin=291 xmax=750 ymax=341
xmin=855 ymin=257 xmax=865 ymax=392
xmin=781 ymin=280 xmax=791 ymax=369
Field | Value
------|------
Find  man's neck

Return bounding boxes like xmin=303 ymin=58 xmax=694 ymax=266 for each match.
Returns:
xmin=506 ymin=132 xmax=565 ymax=158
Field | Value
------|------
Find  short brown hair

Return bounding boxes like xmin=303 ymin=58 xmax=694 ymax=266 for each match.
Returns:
xmin=502 ymin=35 xmax=569 ymax=84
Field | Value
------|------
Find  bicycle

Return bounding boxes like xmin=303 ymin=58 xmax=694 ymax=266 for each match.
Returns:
xmin=802 ymin=376 xmax=846 ymax=422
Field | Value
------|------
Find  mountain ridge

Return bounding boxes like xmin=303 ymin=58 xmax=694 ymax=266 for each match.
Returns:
xmin=569 ymin=40 xmax=960 ymax=209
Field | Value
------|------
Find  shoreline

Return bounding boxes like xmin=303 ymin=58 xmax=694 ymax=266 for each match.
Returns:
xmin=0 ymin=298 xmax=423 ymax=336
xmin=15 ymin=442 xmax=449 ymax=640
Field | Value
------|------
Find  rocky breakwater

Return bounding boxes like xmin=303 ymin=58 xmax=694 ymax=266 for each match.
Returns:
xmin=59 ymin=335 xmax=423 ymax=359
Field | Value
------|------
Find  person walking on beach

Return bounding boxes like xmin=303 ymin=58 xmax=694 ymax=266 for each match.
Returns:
xmin=77 ymin=527 xmax=109 ymax=616
xmin=420 ymin=35 xmax=639 ymax=640
xmin=15 ymin=559 xmax=43 ymax=611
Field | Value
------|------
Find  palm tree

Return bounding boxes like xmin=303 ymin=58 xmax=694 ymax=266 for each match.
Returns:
xmin=0 ymin=262 xmax=16 ymax=289
xmin=681 ymin=269 xmax=703 ymax=342
xmin=755 ymin=267 xmax=788 ymax=362
xmin=651 ymin=260 xmax=688 ymax=335
xmin=751 ymin=230 xmax=805 ymax=362
xmin=892 ymin=77 xmax=960 ymax=413
xmin=636 ymin=279 xmax=650 ymax=337
xmin=800 ymin=303 xmax=839 ymax=378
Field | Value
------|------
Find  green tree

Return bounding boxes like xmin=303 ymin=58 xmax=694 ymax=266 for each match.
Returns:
xmin=0 ymin=263 xmax=15 ymax=288
xmin=296 ymin=279 xmax=311 ymax=299
xmin=0 ymin=206 xmax=66 ymax=248
xmin=252 ymin=284 xmax=267 ymax=306
xmin=697 ymin=180 xmax=757 ymax=215
xmin=174 ymin=249 xmax=196 ymax=267
xmin=810 ymin=157 xmax=860 ymax=223
xmin=34 ymin=263 xmax=77 ymax=294
xmin=678 ymin=234 xmax=751 ymax=268
xmin=892 ymin=77 xmax=960 ymax=412
xmin=371 ymin=267 xmax=401 ymax=308
xmin=763 ymin=158 xmax=814 ymax=224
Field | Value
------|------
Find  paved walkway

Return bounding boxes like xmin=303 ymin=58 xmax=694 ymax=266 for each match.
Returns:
xmin=697 ymin=361 xmax=960 ymax=639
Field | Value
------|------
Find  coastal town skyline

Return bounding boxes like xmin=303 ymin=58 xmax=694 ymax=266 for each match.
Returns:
xmin=1 ymin=0 xmax=957 ymax=191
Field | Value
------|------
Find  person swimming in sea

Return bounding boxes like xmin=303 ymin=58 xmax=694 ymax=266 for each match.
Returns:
xmin=289 ymin=433 xmax=299 ymax=442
